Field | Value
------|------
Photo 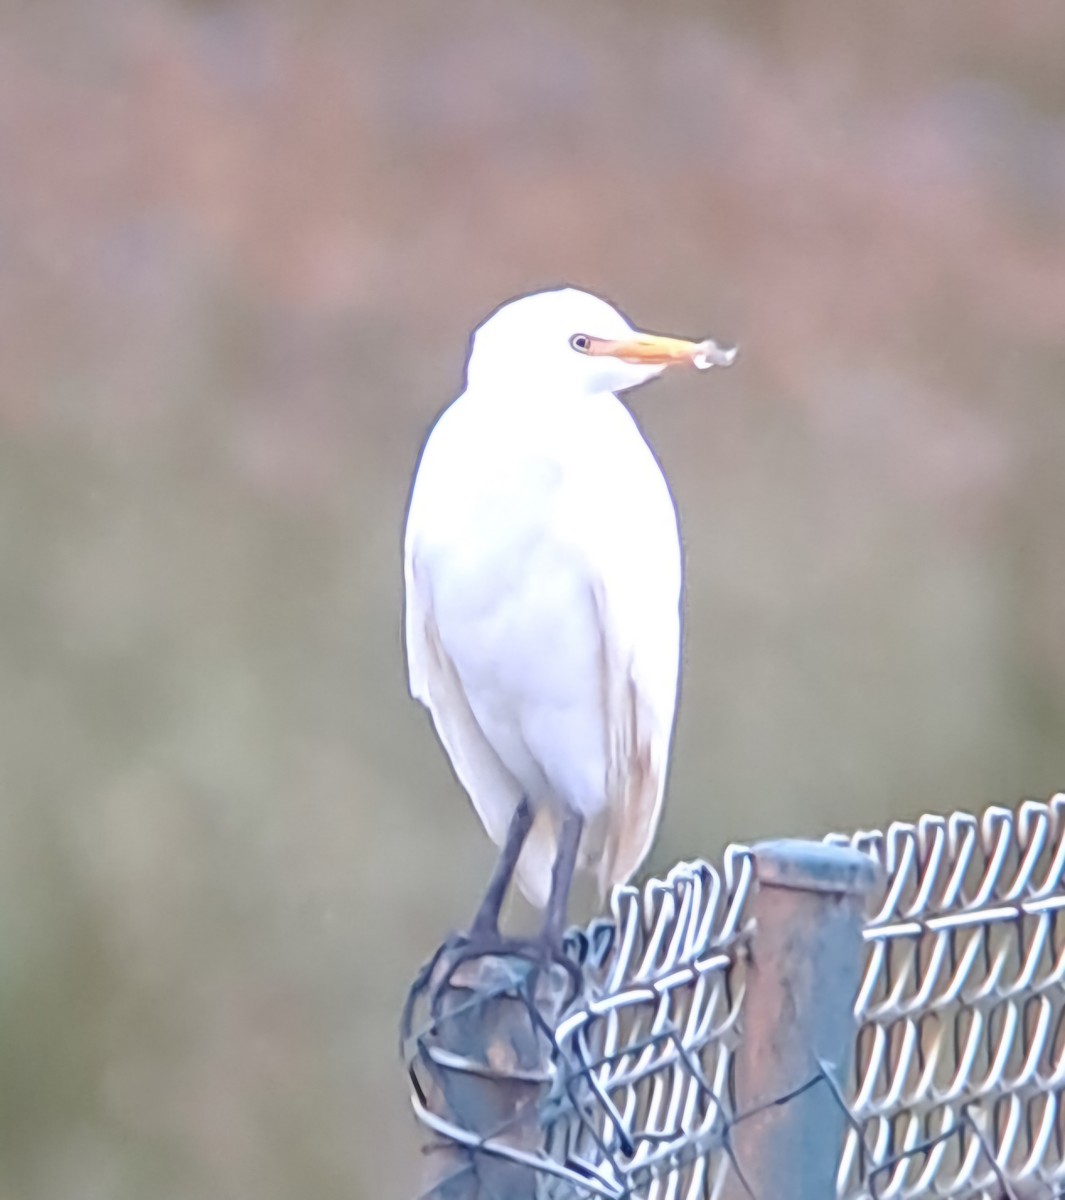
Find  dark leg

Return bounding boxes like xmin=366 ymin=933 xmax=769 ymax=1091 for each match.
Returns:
xmin=403 ymin=804 xmax=585 ymax=1049
xmin=401 ymin=797 xmax=533 ymax=1046
xmin=469 ymin=795 xmax=533 ymax=936
xmin=541 ymin=809 xmax=584 ymax=946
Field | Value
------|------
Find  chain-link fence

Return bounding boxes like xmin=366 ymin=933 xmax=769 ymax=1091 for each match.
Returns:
xmin=831 ymin=798 xmax=1065 ymax=1199
xmin=406 ymin=795 xmax=1065 ymax=1199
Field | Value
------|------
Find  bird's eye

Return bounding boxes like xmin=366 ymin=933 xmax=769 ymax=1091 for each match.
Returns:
xmin=570 ymin=334 xmax=592 ymax=353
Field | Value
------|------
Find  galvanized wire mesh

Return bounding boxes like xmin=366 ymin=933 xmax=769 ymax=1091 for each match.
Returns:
xmin=408 ymin=794 xmax=1065 ymax=1199
xmin=829 ymin=797 xmax=1065 ymax=1199
xmin=545 ymin=847 xmax=754 ymax=1198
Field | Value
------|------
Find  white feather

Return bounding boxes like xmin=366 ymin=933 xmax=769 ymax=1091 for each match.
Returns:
xmin=403 ymin=289 xmax=686 ymax=908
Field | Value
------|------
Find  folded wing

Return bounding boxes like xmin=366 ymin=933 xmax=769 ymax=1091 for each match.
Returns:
xmin=584 ymin=567 xmax=680 ymax=899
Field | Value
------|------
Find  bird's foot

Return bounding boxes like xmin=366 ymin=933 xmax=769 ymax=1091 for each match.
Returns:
xmin=429 ymin=928 xmax=583 ymax=1020
xmin=400 ymin=927 xmax=583 ymax=1055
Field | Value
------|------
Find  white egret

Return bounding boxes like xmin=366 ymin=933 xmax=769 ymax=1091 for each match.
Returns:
xmin=404 ymin=286 xmax=736 ymax=955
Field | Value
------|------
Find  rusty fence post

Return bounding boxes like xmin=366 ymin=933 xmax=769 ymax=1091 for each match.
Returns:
xmin=407 ymin=956 xmax=570 ymax=1200
xmin=724 ymin=839 xmax=881 ymax=1200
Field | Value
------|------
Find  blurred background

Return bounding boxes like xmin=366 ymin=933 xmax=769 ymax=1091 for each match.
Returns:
xmin=1 ymin=0 xmax=1064 ymax=1195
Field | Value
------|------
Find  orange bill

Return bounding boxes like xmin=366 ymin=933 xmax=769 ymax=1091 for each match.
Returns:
xmin=587 ymin=333 xmax=737 ymax=371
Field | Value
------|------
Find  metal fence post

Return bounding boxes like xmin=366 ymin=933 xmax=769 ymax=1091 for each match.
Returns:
xmin=407 ymin=956 xmax=570 ymax=1200
xmin=724 ymin=839 xmax=881 ymax=1200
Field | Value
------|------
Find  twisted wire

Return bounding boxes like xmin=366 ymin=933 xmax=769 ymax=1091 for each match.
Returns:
xmin=548 ymin=847 xmax=756 ymax=1200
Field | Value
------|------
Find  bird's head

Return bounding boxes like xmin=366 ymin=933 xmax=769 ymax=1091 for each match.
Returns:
xmin=464 ymin=287 xmax=736 ymax=398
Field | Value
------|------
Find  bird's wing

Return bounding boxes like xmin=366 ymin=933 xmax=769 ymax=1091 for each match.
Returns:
xmin=567 ymin=419 xmax=682 ymax=901
xmin=586 ymin=568 xmax=681 ymax=900
xmin=405 ymin=543 xmax=559 ymax=908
